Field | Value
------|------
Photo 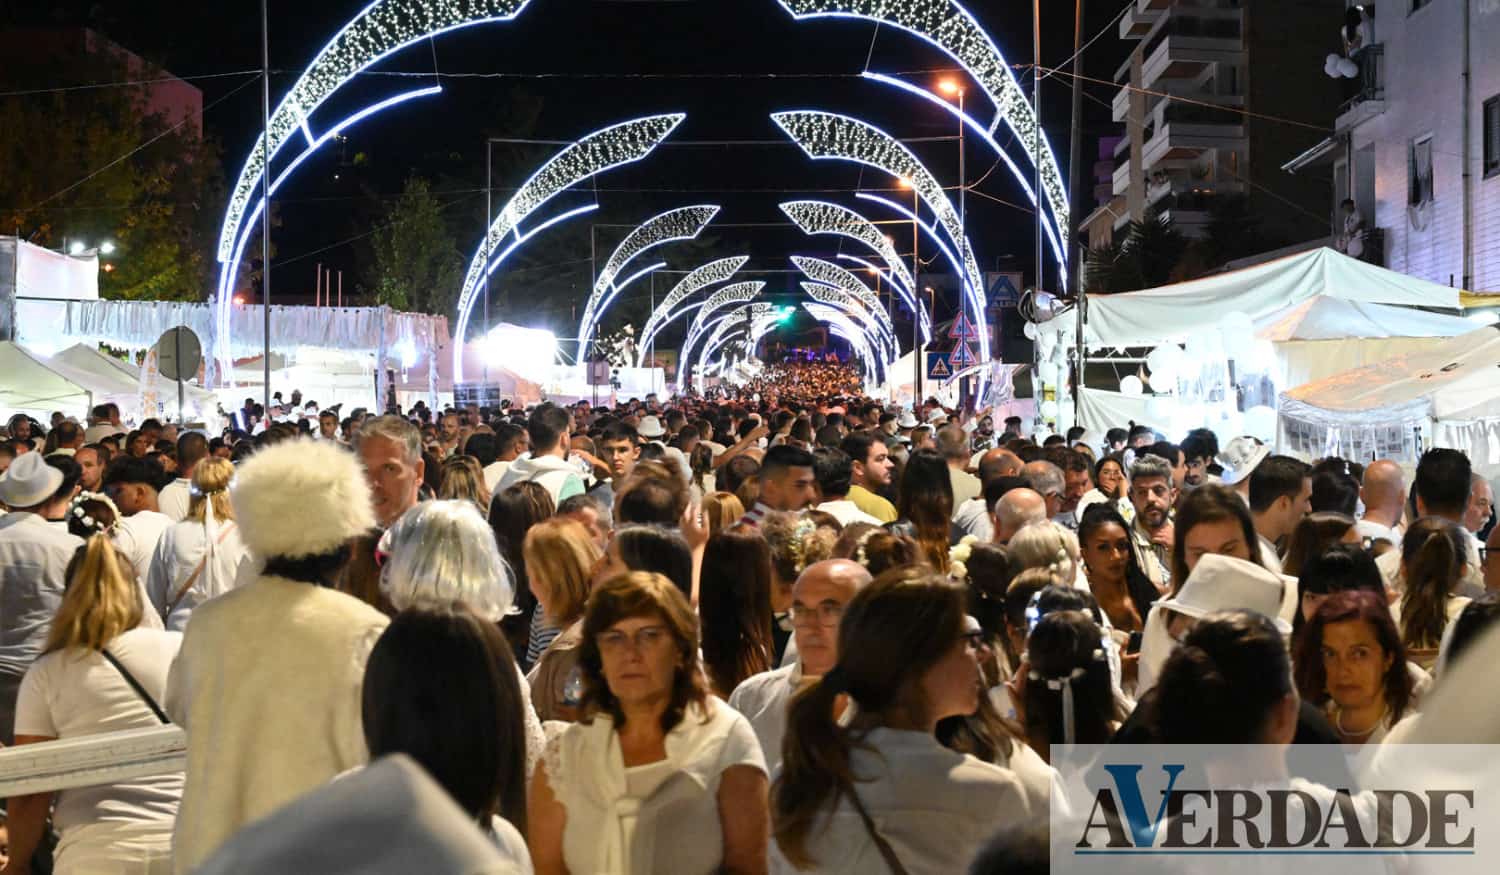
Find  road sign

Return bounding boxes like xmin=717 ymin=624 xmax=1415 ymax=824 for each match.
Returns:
xmin=986 ymin=272 xmax=1023 ymax=308
xmin=949 ymin=343 xmax=978 ymax=367
xmin=154 ymin=326 xmax=202 ymax=382
xmin=947 ymin=310 xmax=980 ymax=340
xmin=926 ymin=351 xmax=953 ymax=380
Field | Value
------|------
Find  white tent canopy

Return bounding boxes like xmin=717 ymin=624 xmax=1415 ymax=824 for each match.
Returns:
xmin=1083 ymin=247 xmax=1463 ymax=348
xmin=1257 ymin=295 xmax=1477 ymax=389
xmin=0 ymin=342 xmax=93 ymax=417
xmin=1278 ymin=326 xmax=1500 ymax=468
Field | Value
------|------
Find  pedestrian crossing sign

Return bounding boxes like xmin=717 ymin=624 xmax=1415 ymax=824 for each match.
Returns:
xmin=926 ymin=352 xmax=953 ymax=380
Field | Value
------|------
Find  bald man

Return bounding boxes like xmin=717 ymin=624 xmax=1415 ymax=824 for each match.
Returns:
xmin=953 ymin=448 xmax=1024 ymax=540
xmin=728 ymin=558 xmax=872 ymax=770
xmin=1357 ymin=460 xmax=1407 ymax=546
xmin=993 ymin=487 xmax=1047 ymax=545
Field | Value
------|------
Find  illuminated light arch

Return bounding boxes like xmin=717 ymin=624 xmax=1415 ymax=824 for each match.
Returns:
xmin=636 ymin=256 xmax=749 ymax=365
xmin=575 ymin=205 xmax=721 ymax=357
xmin=214 ymin=84 xmax=443 ymax=379
xmin=683 ymin=281 xmax=767 ymax=362
xmin=452 ymin=113 xmax=687 ymax=380
xmin=804 ymin=302 xmax=881 ymax=384
xmin=778 ymin=200 xmax=931 ymax=341
xmin=801 ymin=282 xmax=897 ymax=362
xmin=772 ymin=111 xmax=990 ymax=383
xmin=777 ymin=0 xmax=1069 ymax=272
xmin=214 ymin=0 xmax=536 ymax=380
xmin=854 ymin=191 xmax=971 ymax=297
xmin=861 ymin=72 xmax=1066 ymax=283
xmin=791 ymin=256 xmax=893 ymax=334
xmin=692 ymin=303 xmax=772 ymax=385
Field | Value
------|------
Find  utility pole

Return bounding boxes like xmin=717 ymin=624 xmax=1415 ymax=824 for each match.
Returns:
xmin=483 ymin=139 xmax=492 ymax=383
xmin=1069 ymin=0 xmax=1086 ymax=409
xmin=260 ymin=0 xmax=272 ymax=417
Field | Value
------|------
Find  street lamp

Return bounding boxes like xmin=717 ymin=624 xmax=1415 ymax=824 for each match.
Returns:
xmin=940 ymin=78 xmax=969 ymax=404
xmin=99 ymin=241 xmax=116 ymax=255
xmin=68 ymin=241 xmax=86 ymax=256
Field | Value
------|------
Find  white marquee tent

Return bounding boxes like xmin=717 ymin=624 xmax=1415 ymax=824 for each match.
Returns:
xmin=1278 ymin=326 xmax=1500 ymax=469
xmin=0 ymin=342 xmax=94 ymax=417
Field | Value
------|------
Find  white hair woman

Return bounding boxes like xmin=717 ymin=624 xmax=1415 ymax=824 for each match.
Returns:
xmin=378 ymin=499 xmax=546 ymax=777
xmin=1007 ymin=520 xmax=1083 ymax=587
xmin=9 ymin=535 xmax=183 ymax=871
xmin=145 ymin=457 xmax=255 ymax=631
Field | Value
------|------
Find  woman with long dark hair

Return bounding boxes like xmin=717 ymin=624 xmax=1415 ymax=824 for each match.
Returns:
xmin=1281 ymin=512 xmax=1359 ymax=577
xmin=699 ymin=527 xmax=775 ymax=699
xmin=889 ymin=448 xmax=954 ymax=571
xmin=489 ymin=481 xmax=556 ymax=667
xmin=362 ymin=603 xmax=531 ymax=865
xmin=1155 ymin=609 xmax=1298 ymax=745
xmin=1170 ymin=482 xmax=1266 ymax=595
xmin=1009 ymin=610 xmax=1116 ymax=763
xmin=771 ymin=569 xmax=1027 ymax=872
xmin=1294 ymin=591 xmax=1417 ymax=746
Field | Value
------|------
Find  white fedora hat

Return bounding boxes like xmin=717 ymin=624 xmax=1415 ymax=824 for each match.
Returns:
xmin=1217 ymin=436 xmax=1269 ymax=486
xmin=0 ymin=452 xmax=64 ymax=509
xmin=637 ymin=415 xmax=666 ymax=439
xmin=1156 ymin=552 xmax=1293 ymax=635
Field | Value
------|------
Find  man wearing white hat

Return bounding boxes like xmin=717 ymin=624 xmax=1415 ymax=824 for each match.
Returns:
xmin=0 ymin=452 xmax=84 ymax=743
xmin=165 ymin=439 xmax=390 ymax=872
xmin=1135 ymin=553 xmax=1295 ymax=696
xmin=1217 ymin=435 xmax=1269 ymax=505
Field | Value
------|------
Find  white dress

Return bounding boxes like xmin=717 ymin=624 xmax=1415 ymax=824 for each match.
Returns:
xmin=145 ymin=521 xmax=255 ymax=631
xmin=15 ymin=628 xmax=184 ymax=874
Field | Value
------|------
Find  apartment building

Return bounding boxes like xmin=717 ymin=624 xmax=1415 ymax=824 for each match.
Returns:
xmin=1107 ymin=0 xmax=1339 ymax=241
xmin=1285 ymin=0 xmax=1500 ymax=292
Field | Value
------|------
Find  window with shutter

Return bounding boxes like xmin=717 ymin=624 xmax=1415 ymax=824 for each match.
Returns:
xmin=1484 ymin=96 xmax=1500 ymax=179
xmin=1409 ymin=136 xmax=1435 ymax=205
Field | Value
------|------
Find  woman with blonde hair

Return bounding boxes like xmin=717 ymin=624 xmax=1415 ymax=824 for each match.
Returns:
xmin=438 ymin=454 xmax=491 ymax=513
xmin=524 ymin=517 xmax=602 ymax=722
xmin=1007 ymin=520 xmax=1082 ymax=587
xmin=701 ymin=491 xmax=745 ymax=537
xmin=145 ymin=457 xmax=254 ymax=631
xmin=9 ymin=535 xmax=184 ymax=872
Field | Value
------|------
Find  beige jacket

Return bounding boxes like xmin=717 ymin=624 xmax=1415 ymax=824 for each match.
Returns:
xmin=165 ymin=575 xmax=389 ymax=872
xmin=527 ymin=620 xmax=584 ymax=723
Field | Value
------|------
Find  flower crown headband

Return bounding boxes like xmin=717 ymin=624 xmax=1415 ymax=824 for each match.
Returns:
xmin=784 ymin=517 xmax=819 ymax=575
xmin=69 ymin=490 xmax=120 ymax=535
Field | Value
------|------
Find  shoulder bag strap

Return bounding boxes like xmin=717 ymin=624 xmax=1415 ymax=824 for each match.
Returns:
xmin=163 ymin=522 xmax=236 ymax=620
xmin=100 ymin=649 xmax=170 ymax=725
xmin=845 ymin=785 xmax=911 ymax=875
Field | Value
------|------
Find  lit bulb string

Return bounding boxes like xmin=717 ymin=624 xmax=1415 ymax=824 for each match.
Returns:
xmin=827 ymin=325 xmax=880 ymax=384
xmin=836 ymin=253 xmax=933 ymax=344
xmin=684 ymin=283 xmax=769 ymax=358
xmin=452 ymin=113 xmax=687 ymax=382
xmin=771 ymin=110 xmax=990 ymax=397
xmin=802 ymin=282 xmax=899 ymax=361
xmin=636 ymin=256 xmax=750 ymax=365
xmin=790 ymin=256 xmax=898 ymax=350
xmin=575 ymin=204 xmax=720 ymax=356
xmin=212 ymin=84 xmax=445 ymax=380
xmin=860 ymin=72 xmax=1066 ymax=275
xmin=218 ymin=0 xmax=534 ymax=263
xmin=778 ymin=200 xmax=931 ymax=340
xmin=777 ymin=0 xmax=1071 ymax=254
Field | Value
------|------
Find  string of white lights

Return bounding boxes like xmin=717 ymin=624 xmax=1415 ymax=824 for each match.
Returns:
xmin=635 ymin=256 xmax=750 ymax=366
xmin=801 ymin=282 xmax=897 ymax=362
xmin=683 ymin=281 xmax=768 ymax=361
xmin=451 ymin=113 xmax=686 ymax=380
xmin=575 ymin=204 xmax=720 ymax=357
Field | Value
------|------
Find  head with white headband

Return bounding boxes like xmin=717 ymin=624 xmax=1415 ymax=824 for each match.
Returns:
xmin=1017 ymin=610 xmax=1114 ymax=761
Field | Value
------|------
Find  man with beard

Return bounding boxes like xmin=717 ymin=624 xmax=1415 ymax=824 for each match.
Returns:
xmin=1127 ymin=454 xmax=1175 ymax=591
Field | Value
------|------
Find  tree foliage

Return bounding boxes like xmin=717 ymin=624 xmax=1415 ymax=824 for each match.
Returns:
xmin=366 ymin=175 xmax=464 ymax=316
xmin=1083 ymin=208 xmax=1186 ymax=294
xmin=0 ymin=48 xmax=224 ymax=301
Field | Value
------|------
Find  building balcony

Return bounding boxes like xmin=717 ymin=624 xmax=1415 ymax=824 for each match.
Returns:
xmin=1113 ymin=85 xmax=1131 ymax=123
xmin=1142 ymin=121 xmax=1244 ymax=172
xmin=1141 ymin=34 xmax=1244 ymax=91
xmin=1120 ymin=0 xmax=1165 ymax=39
xmin=1113 ymin=160 xmax=1132 ymax=197
xmin=1335 ymin=44 xmax=1384 ymax=133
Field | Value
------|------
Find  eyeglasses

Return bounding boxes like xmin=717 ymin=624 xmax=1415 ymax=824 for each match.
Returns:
xmin=597 ymin=625 xmax=670 ymax=654
xmin=788 ymin=601 xmax=845 ymax=627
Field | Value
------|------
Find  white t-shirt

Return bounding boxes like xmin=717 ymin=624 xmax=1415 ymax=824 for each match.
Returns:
xmin=146 ymin=520 xmax=256 ymax=631
xmin=14 ymin=628 xmax=184 ymax=835
xmin=158 ymin=479 xmax=193 ymax=523
xmin=113 ymin=511 xmax=175 ymax=583
xmin=483 ymin=460 xmax=513 ymax=495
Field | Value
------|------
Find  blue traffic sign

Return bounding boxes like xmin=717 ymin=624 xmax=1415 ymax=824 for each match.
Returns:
xmin=926 ymin=352 xmax=954 ymax=380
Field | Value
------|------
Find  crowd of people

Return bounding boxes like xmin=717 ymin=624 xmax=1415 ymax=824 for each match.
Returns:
xmin=0 ymin=381 xmax=1496 ymax=873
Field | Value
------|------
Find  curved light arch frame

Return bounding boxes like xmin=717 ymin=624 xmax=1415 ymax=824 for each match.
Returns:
xmin=693 ymin=303 xmax=772 ymax=385
xmin=828 ymin=326 xmax=878 ymax=385
xmin=777 ymin=0 xmax=1069 ymax=271
xmin=452 ymin=113 xmax=687 ymax=380
xmin=805 ymin=302 xmax=881 ymax=384
xmin=575 ymin=204 xmax=721 ymax=357
xmin=779 ymin=200 xmax=931 ymax=341
xmin=683 ymin=281 xmax=767 ymax=360
xmin=219 ymin=0 xmax=534 ymax=263
xmin=801 ymin=282 xmax=897 ymax=361
xmin=636 ymin=256 xmax=749 ymax=364
xmin=772 ymin=111 xmax=990 ymax=383
xmin=862 ymin=72 xmax=1066 ymax=285
xmin=791 ymin=256 xmax=894 ymax=335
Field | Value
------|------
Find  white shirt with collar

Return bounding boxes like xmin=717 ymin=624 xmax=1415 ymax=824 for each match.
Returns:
xmin=815 ymin=500 xmax=881 ymax=528
xmin=768 ymin=727 xmax=1033 ymax=875
xmin=0 ymin=512 xmax=84 ymax=741
xmin=952 ymin=496 xmax=993 ymax=542
xmin=727 ymin=662 xmax=800 ymax=773
xmin=544 ymin=697 xmax=765 ymax=875
xmin=158 ymin=478 xmax=193 ymax=523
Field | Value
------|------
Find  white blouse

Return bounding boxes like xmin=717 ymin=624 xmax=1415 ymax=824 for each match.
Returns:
xmin=145 ymin=520 xmax=255 ymax=631
xmin=544 ymin=698 xmax=766 ymax=875
xmin=770 ymin=727 xmax=1032 ymax=875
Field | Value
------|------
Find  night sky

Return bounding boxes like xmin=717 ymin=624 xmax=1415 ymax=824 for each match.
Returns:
xmin=6 ymin=0 xmax=1129 ymax=341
